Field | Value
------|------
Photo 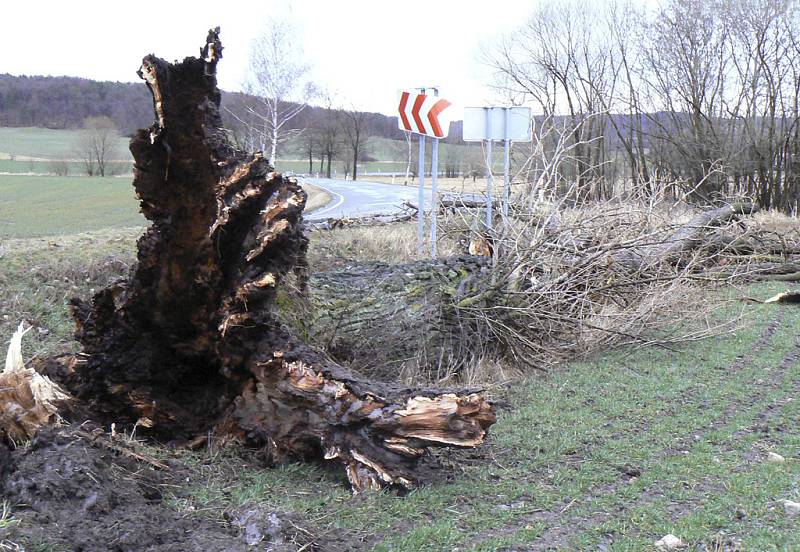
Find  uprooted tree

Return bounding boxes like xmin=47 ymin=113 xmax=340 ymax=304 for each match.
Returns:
xmin=299 ymin=201 xmax=785 ymax=378
xmin=6 ymin=28 xmax=795 ymax=493
xmin=10 ymin=29 xmax=495 ymax=492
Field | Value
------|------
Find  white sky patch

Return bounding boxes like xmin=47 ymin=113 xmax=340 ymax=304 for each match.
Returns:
xmin=4 ymin=0 xmax=533 ymax=115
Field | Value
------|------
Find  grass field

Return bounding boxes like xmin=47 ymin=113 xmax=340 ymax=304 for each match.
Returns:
xmin=170 ymin=284 xmax=798 ymax=551
xmin=0 ymin=127 xmax=486 ymax=180
xmin=0 ymin=127 xmax=130 ymax=160
xmin=2 ymin=185 xmax=800 ymax=549
xmin=0 ymin=174 xmax=329 ymax=240
xmin=0 ymin=127 xmax=133 ymax=177
xmin=0 ymin=127 xmax=412 ymax=178
xmin=0 ymin=175 xmax=144 ymax=238
xmin=274 ymin=159 xmax=408 ymax=176
xmin=2 ymin=225 xmax=799 ymax=549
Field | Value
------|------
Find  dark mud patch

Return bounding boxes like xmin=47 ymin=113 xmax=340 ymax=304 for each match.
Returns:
xmin=0 ymin=425 xmax=347 ymax=551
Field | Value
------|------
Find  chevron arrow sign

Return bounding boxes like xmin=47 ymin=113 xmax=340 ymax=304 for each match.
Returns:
xmin=397 ymin=91 xmax=453 ymax=139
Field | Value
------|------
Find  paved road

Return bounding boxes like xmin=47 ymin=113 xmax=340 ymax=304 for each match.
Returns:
xmin=302 ymin=177 xmax=430 ymax=221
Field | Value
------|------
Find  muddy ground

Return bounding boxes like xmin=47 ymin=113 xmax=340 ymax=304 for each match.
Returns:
xmin=0 ymin=425 xmax=350 ymax=552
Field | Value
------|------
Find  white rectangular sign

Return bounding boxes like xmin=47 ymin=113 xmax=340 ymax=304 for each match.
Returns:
xmin=462 ymin=107 xmax=532 ymax=142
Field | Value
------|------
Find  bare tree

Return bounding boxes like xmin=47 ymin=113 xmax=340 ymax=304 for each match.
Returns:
xmin=485 ymin=0 xmax=617 ymax=199
xmin=723 ymin=0 xmax=797 ymax=209
xmin=603 ymin=1 xmax=652 ymax=194
xmin=340 ymin=107 xmax=369 ymax=181
xmin=637 ymin=0 xmax=731 ymax=199
xmin=297 ymin=128 xmax=317 ymax=174
xmin=484 ymin=0 xmax=800 ymax=213
xmin=241 ymin=16 xmax=311 ymax=163
xmin=74 ymin=116 xmax=120 ymax=177
xmin=317 ymin=93 xmax=341 ymax=179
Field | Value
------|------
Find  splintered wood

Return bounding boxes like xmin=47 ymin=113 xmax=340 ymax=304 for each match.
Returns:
xmin=234 ymin=357 xmax=494 ymax=490
xmin=1 ymin=324 xmax=69 ymax=442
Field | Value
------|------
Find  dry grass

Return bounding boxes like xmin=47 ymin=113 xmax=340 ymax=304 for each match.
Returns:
xmin=361 ymin=175 xmax=507 ymax=196
xmin=307 ymin=221 xmax=462 ymax=270
xmin=751 ymin=208 xmax=800 ymax=237
xmin=300 ymin=181 xmax=332 ymax=214
xmin=0 ymin=229 xmax=138 ymax=359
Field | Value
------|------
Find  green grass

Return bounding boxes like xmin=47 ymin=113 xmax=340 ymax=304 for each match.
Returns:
xmin=0 ymin=127 xmax=130 ymax=159
xmin=0 ymin=158 xmax=131 ymax=176
xmin=0 ymin=126 xmax=484 ymax=179
xmin=149 ymin=280 xmax=799 ymax=551
xmin=0 ymin=228 xmax=140 ymax=358
xmin=0 ymin=152 xmax=798 ymax=548
xmin=0 ymin=127 xmax=412 ymax=178
xmin=277 ymin=135 xmax=485 ymax=176
xmin=274 ymin=159 xmax=408 ymax=176
xmin=0 ymin=175 xmax=143 ymax=238
xmin=1 ymin=208 xmax=798 ymax=549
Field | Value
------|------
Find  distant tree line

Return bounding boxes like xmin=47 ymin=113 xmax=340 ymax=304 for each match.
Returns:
xmin=0 ymin=73 xmax=406 ymax=142
xmin=0 ymin=73 xmax=441 ymax=180
xmin=222 ymin=90 xmax=409 ymax=179
xmin=0 ymin=74 xmax=153 ymax=135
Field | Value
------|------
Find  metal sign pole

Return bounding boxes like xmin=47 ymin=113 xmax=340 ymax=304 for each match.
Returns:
xmin=400 ymin=86 xmax=451 ymax=257
xmin=463 ymin=106 xmax=530 ymax=228
xmin=503 ymin=107 xmax=510 ymax=222
xmin=431 ymin=137 xmax=439 ymax=258
xmin=429 ymin=87 xmax=440 ymax=259
xmin=485 ymin=108 xmax=493 ymax=230
xmin=417 ymin=134 xmax=426 ymax=254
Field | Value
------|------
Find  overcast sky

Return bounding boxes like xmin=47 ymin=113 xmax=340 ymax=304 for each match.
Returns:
xmin=4 ymin=0 xmax=537 ymax=116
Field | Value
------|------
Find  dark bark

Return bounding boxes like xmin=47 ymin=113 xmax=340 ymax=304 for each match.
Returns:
xmin=52 ymin=29 xmax=494 ymax=491
xmin=299 ymin=256 xmax=492 ymax=377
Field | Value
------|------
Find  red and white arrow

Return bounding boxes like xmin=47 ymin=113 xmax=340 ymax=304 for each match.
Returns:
xmin=397 ymin=91 xmax=452 ymax=139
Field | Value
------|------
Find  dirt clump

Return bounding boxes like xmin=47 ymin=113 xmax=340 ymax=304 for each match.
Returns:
xmin=0 ymin=425 xmax=315 ymax=551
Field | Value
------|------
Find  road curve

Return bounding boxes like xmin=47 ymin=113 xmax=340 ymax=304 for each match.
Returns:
xmin=302 ymin=177 xmax=430 ymax=221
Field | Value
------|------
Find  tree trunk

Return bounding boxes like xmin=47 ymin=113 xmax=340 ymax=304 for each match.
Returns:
xmin=613 ymin=203 xmax=757 ymax=270
xmin=48 ymin=29 xmax=494 ymax=492
xmin=299 ymin=256 xmax=492 ymax=377
xmin=270 ymin=106 xmax=278 ymax=164
xmin=302 ymin=203 xmax=761 ymax=374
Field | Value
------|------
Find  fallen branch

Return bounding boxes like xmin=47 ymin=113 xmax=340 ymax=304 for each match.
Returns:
xmin=741 ymin=290 xmax=800 ymax=304
xmin=306 ymin=203 xmax=417 ymax=230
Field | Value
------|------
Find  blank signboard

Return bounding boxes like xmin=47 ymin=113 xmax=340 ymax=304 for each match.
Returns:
xmin=462 ymin=107 xmax=532 ymax=142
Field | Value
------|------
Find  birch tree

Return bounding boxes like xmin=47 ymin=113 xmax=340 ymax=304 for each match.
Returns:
xmin=243 ymin=17 xmax=311 ymax=164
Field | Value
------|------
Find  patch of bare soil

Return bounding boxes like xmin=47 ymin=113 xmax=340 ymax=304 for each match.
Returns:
xmin=0 ymin=425 xmax=348 ymax=551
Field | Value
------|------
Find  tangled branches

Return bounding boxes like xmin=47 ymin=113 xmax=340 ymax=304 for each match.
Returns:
xmin=447 ymin=198 xmax=759 ymax=371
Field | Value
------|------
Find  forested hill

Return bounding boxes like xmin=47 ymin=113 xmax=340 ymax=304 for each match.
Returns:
xmin=0 ymin=74 xmax=408 ymax=140
xmin=0 ymin=74 xmax=152 ymax=134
